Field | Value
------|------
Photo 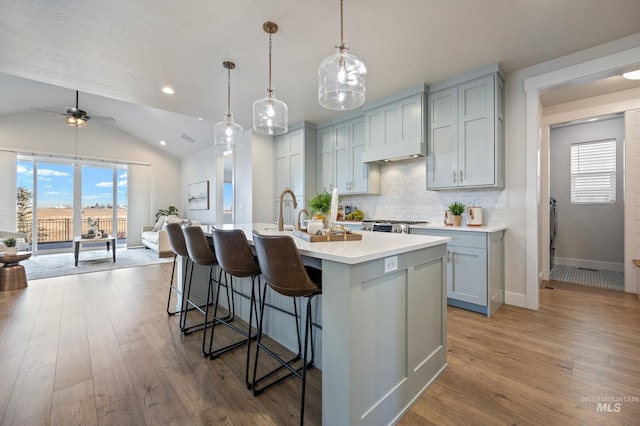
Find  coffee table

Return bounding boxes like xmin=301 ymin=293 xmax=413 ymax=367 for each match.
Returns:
xmin=0 ymin=251 xmax=32 ymax=290
xmin=74 ymin=235 xmax=116 ymax=266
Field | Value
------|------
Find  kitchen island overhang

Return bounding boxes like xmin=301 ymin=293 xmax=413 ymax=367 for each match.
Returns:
xmin=185 ymin=224 xmax=450 ymax=425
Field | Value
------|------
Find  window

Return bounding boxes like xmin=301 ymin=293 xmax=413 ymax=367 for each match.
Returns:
xmin=570 ymin=139 xmax=616 ymax=204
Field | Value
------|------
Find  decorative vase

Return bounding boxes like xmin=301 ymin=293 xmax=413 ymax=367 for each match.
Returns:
xmin=307 ymin=219 xmax=324 ymax=235
xmin=6 ymin=246 xmax=18 ymax=255
xmin=452 ymin=215 xmax=463 ymax=226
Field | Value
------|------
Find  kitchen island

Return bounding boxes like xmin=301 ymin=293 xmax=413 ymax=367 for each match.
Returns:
xmin=186 ymin=223 xmax=450 ymax=425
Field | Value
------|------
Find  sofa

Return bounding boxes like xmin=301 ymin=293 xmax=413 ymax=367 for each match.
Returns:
xmin=141 ymin=215 xmax=203 ymax=258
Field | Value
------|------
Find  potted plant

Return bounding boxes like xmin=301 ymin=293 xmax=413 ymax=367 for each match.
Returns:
xmin=309 ymin=190 xmax=332 ymax=222
xmin=4 ymin=237 xmax=18 ymax=255
xmin=155 ymin=205 xmax=179 ymax=221
xmin=447 ymin=201 xmax=466 ymax=226
xmin=87 ymin=217 xmax=99 ymax=235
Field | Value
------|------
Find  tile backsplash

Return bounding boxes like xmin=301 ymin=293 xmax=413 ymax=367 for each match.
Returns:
xmin=341 ymin=158 xmax=506 ymax=226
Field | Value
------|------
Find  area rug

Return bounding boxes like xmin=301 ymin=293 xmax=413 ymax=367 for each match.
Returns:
xmin=22 ymin=247 xmax=174 ymax=280
xmin=550 ymin=264 xmax=624 ymax=291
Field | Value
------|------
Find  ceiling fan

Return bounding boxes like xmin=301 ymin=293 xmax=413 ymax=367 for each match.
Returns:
xmin=32 ymin=90 xmax=115 ymax=127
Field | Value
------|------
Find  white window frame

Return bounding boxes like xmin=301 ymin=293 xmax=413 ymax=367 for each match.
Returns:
xmin=570 ymin=139 xmax=616 ymax=204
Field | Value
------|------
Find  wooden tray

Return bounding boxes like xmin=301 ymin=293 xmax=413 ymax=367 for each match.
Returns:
xmin=293 ymin=229 xmax=362 ymax=242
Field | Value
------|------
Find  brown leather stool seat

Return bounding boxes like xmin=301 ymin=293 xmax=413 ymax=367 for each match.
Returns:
xmin=209 ymin=227 xmax=261 ymax=387
xmin=251 ymin=230 xmax=322 ymax=425
xmin=182 ymin=226 xmax=218 ymax=355
xmin=164 ymin=223 xmax=191 ymax=324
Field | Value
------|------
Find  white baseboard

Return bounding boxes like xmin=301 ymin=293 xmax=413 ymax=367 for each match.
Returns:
xmin=505 ymin=291 xmax=527 ymax=308
xmin=553 ymin=257 xmax=624 ymax=272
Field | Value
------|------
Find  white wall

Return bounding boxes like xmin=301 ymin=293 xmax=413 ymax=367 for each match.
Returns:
xmin=0 ymin=111 xmax=181 ymax=229
xmin=550 ymin=117 xmax=624 ymax=270
xmin=233 ymin=130 xmax=275 ymax=225
xmin=181 ymin=145 xmax=217 ymax=225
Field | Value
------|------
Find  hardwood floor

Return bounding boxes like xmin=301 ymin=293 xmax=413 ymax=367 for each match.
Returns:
xmin=1 ymin=267 xmax=639 ymax=425
xmin=400 ymin=280 xmax=640 ymax=425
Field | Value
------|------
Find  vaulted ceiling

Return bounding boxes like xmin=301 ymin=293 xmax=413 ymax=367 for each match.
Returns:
xmin=1 ymin=0 xmax=639 ymax=158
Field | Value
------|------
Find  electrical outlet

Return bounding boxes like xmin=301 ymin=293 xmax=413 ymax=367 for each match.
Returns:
xmin=384 ymin=256 xmax=398 ymax=273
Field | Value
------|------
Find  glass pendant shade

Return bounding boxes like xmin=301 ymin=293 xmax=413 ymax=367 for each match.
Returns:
xmin=318 ymin=0 xmax=366 ymax=110
xmin=214 ymin=114 xmax=243 ymax=151
xmin=253 ymin=21 xmax=288 ymax=136
xmin=214 ymin=61 xmax=243 ymax=151
xmin=252 ymin=91 xmax=288 ymax=135
xmin=318 ymin=49 xmax=366 ymax=110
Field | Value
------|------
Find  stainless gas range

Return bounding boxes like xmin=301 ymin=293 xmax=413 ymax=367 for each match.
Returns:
xmin=360 ymin=220 xmax=429 ymax=234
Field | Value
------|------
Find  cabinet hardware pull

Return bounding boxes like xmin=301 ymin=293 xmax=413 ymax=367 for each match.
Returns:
xmin=452 ymin=170 xmax=456 ymax=183
xmin=460 ymin=170 xmax=464 ymax=182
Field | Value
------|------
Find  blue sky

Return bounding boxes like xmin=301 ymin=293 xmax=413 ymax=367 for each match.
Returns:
xmin=17 ymin=160 xmax=128 ymax=208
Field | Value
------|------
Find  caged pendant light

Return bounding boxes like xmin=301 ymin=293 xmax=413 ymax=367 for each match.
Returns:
xmin=318 ymin=0 xmax=366 ymax=110
xmin=214 ymin=61 xmax=244 ymax=152
xmin=253 ymin=22 xmax=288 ymax=135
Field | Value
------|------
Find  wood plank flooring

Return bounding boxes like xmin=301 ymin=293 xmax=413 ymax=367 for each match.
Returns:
xmin=1 ymin=267 xmax=639 ymax=425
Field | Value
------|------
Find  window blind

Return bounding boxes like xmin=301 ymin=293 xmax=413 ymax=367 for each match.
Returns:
xmin=570 ymin=139 xmax=616 ymax=204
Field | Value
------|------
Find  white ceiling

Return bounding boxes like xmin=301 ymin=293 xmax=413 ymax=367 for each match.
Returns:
xmin=1 ymin=0 xmax=640 ymax=158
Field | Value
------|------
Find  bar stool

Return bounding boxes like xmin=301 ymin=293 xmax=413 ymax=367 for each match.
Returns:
xmin=182 ymin=226 xmax=218 ymax=355
xmin=209 ymin=227 xmax=261 ymax=387
xmin=164 ymin=223 xmax=191 ymax=322
xmin=251 ymin=230 xmax=322 ymax=425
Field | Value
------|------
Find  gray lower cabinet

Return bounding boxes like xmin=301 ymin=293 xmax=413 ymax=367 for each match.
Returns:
xmin=411 ymin=227 xmax=505 ymax=316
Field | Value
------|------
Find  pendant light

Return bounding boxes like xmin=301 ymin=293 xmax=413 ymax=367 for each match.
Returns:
xmin=253 ymin=22 xmax=288 ymax=135
xmin=214 ymin=61 xmax=243 ymax=152
xmin=318 ymin=0 xmax=366 ymax=110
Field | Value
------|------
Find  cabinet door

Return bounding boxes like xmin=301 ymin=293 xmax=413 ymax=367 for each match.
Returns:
xmin=427 ymin=87 xmax=458 ymax=189
xmin=334 ymin=122 xmax=350 ymax=193
xmin=274 ymin=137 xmax=290 ymax=194
xmin=447 ymin=246 xmax=487 ymax=306
xmin=349 ymin=118 xmax=369 ymax=193
xmin=457 ymin=75 xmax=495 ymax=187
xmin=317 ymin=126 xmax=334 ymax=192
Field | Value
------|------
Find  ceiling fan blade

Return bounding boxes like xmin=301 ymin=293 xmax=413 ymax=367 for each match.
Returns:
xmin=87 ymin=115 xmax=116 ymax=122
xmin=30 ymin=106 xmax=67 ymax=116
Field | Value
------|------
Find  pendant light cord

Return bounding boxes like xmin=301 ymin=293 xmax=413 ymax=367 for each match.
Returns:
xmin=339 ymin=0 xmax=344 ymax=49
xmin=226 ymin=66 xmax=231 ymax=118
xmin=268 ymin=32 xmax=273 ymax=94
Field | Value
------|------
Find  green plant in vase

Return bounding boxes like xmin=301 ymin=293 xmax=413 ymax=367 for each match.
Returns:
xmin=87 ymin=217 xmax=99 ymax=234
xmin=4 ymin=237 xmax=17 ymax=254
xmin=447 ymin=201 xmax=466 ymax=226
xmin=309 ymin=190 xmax=332 ymax=219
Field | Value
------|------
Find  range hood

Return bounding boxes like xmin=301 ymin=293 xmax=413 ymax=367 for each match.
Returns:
xmin=360 ymin=84 xmax=427 ymax=163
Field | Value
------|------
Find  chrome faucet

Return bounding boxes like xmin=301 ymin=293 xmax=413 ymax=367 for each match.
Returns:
xmin=297 ymin=208 xmax=309 ymax=230
xmin=278 ymin=188 xmax=298 ymax=231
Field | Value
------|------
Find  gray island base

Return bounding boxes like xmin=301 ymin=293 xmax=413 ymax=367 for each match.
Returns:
xmin=181 ymin=224 xmax=450 ymax=425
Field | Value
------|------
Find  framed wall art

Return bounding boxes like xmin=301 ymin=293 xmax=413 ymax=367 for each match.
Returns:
xmin=188 ymin=180 xmax=209 ymax=210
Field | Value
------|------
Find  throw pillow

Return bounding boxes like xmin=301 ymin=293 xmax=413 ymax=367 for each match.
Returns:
xmin=152 ymin=215 xmax=166 ymax=232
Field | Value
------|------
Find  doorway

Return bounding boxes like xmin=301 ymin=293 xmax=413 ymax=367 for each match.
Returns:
xmin=548 ymin=115 xmax=625 ymax=290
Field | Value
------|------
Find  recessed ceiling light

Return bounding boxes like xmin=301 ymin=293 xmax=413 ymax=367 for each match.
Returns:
xmin=162 ymin=86 xmax=175 ymax=94
xmin=622 ymin=69 xmax=640 ymax=80
xmin=197 ymin=117 xmax=203 ymax=121
xmin=159 ymin=140 xmax=166 ymax=146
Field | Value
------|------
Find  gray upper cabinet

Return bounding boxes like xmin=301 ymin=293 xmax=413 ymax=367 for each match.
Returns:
xmin=317 ymin=115 xmax=380 ymax=195
xmin=274 ymin=122 xmax=317 ymax=225
xmin=427 ymin=64 xmax=505 ymax=190
xmin=361 ymin=85 xmax=427 ymax=162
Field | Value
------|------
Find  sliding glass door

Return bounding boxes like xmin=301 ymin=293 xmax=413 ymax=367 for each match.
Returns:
xmin=16 ymin=156 xmax=127 ymax=253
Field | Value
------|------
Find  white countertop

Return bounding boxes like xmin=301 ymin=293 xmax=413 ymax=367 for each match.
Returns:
xmin=411 ymin=223 xmax=507 ymax=233
xmin=212 ymin=223 xmax=450 ymax=265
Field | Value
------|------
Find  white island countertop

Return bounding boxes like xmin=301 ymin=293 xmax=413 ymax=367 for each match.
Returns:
xmin=215 ymin=222 xmax=450 ymax=265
